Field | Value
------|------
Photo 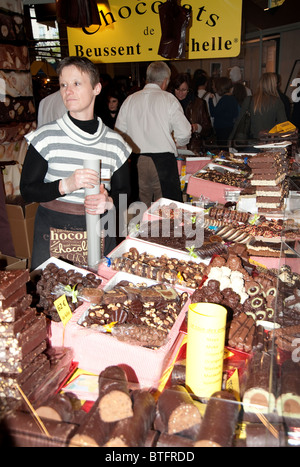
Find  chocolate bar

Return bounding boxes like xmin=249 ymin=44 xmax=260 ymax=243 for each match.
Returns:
xmin=0 ymin=315 xmax=47 ymax=362
xmin=0 ymin=340 xmax=46 ymax=374
xmin=0 ymin=270 xmax=29 ymax=300
xmin=0 ymin=308 xmax=36 ymax=337
xmin=98 ymin=366 xmax=133 ymax=423
xmin=0 ymin=353 xmax=49 ymax=399
xmin=194 ymin=390 xmax=239 ymax=447
xmin=0 ymin=285 xmax=27 ymax=309
xmin=0 ymin=295 xmax=32 ymax=323
xmin=104 ymin=390 xmax=156 ymax=447
xmin=156 ymin=385 xmax=202 ymax=440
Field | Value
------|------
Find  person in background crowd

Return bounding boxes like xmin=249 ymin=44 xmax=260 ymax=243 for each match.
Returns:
xmin=171 ymin=73 xmax=212 ymax=152
xmin=276 ymin=73 xmax=291 ymax=121
xmin=20 ymin=56 xmax=131 ymax=269
xmin=229 ymin=71 xmax=287 ymax=147
xmin=232 ymin=82 xmax=247 ymax=107
xmin=115 ymin=61 xmax=191 ymax=207
xmin=208 ymin=77 xmax=240 ymax=147
xmin=229 ymin=66 xmax=252 ymax=96
xmin=37 ymin=89 xmax=67 ymax=127
xmin=99 ymin=89 xmax=123 ymax=129
xmin=248 ymin=72 xmax=287 ymax=139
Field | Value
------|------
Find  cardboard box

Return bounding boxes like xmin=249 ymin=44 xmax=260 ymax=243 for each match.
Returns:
xmin=5 ymin=202 xmax=38 ymax=264
xmin=0 ymin=253 xmax=27 ymax=270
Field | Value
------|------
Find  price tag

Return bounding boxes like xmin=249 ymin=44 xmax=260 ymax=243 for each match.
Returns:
xmin=54 ymin=294 xmax=72 ymax=326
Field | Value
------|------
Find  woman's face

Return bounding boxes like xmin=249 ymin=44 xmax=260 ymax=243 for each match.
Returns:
xmin=174 ymin=81 xmax=189 ymax=101
xmin=108 ymin=96 xmax=119 ymax=112
xmin=59 ymin=65 xmax=101 ymax=120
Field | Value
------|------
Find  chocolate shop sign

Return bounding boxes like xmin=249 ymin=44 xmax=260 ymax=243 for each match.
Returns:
xmin=67 ymin=0 xmax=242 ymax=63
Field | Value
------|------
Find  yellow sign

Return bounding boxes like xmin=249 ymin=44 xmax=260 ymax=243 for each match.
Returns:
xmin=67 ymin=0 xmax=242 ymax=63
xmin=54 ymin=294 xmax=73 ymax=326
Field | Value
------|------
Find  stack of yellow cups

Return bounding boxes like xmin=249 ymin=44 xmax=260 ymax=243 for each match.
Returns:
xmin=186 ymin=302 xmax=227 ymax=399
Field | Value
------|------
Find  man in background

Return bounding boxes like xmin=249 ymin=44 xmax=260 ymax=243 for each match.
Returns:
xmin=115 ymin=61 xmax=191 ymax=207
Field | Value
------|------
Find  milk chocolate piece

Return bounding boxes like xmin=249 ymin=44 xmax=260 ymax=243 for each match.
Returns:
xmin=194 ymin=390 xmax=239 ymax=447
xmin=276 ymin=360 xmax=300 ymax=419
xmin=80 ymin=287 xmax=104 ymax=305
xmin=0 ymin=270 xmax=29 ymax=299
xmin=243 ymin=351 xmax=277 ymax=414
xmin=104 ymin=390 xmax=156 ymax=447
xmin=98 ymin=366 xmax=133 ymax=423
xmin=157 ymin=385 xmax=202 ymax=439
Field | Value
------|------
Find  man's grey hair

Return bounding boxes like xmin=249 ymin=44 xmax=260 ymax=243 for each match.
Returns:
xmin=146 ymin=62 xmax=171 ymax=85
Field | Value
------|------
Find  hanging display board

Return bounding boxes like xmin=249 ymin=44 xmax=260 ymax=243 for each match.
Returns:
xmin=67 ymin=0 xmax=242 ymax=63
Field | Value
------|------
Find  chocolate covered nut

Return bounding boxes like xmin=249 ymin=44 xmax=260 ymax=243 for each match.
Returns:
xmin=194 ymin=390 xmax=239 ymax=447
xmin=98 ymin=366 xmax=133 ymax=423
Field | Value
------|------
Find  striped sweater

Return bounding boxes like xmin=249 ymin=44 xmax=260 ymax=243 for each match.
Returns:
xmin=25 ymin=112 xmax=131 ymax=204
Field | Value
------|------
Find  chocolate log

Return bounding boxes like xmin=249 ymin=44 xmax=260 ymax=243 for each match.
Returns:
xmin=242 ymin=351 xmax=277 ymax=414
xmin=98 ymin=366 xmax=133 ymax=423
xmin=194 ymin=390 xmax=239 ymax=447
xmin=157 ymin=385 xmax=202 ymax=439
xmin=36 ymin=393 xmax=75 ymax=423
xmin=4 ymin=411 xmax=78 ymax=447
xmin=276 ymin=360 xmax=300 ymax=419
xmin=104 ymin=390 xmax=156 ymax=447
xmin=156 ymin=432 xmax=195 ymax=447
xmin=69 ymin=397 xmax=116 ymax=447
xmin=246 ymin=423 xmax=286 ymax=447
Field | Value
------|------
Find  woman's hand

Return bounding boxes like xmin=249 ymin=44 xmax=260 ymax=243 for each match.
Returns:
xmin=59 ymin=168 xmax=100 ymax=195
xmin=84 ymin=184 xmax=113 ymax=215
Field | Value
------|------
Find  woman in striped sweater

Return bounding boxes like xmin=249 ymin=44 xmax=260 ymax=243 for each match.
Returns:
xmin=20 ymin=56 xmax=131 ymax=269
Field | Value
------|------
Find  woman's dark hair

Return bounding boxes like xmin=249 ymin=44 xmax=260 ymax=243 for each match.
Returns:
xmin=215 ymin=77 xmax=233 ymax=96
